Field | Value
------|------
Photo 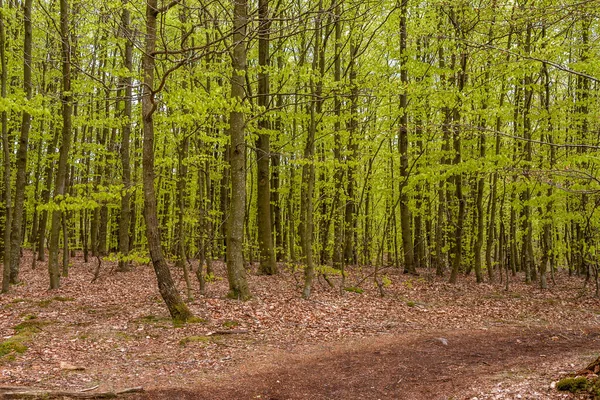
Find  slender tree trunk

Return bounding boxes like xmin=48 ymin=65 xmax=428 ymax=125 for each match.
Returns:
xmin=256 ymin=0 xmax=277 ymax=275
xmin=117 ymin=3 xmax=132 ymax=272
xmin=344 ymin=40 xmax=358 ymax=265
xmin=272 ymin=53 xmax=284 ymax=261
xmin=300 ymin=0 xmax=322 ymax=299
xmin=141 ymin=0 xmax=193 ymax=321
xmin=0 ymin=0 xmax=10 ymax=293
xmin=271 ymin=146 xmax=283 ymax=261
xmin=288 ymin=164 xmax=296 ymax=262
xmin=522 ymin=21 xmax=534 ymax=284
xmin=37 ymin=126 xmax=59 ymax=263
xmin=219 ymin=143 xmax=229 ymax=260
xmin=226 ymin=0 xmax=252 ymax=300
xmin=176 ymin=134 xmax=192 ymax=300
xmin=398 ymin=0 xmax=415 ymax=275
xmin=484 ymin=9 xmax=512 ymax=283
xmin=196 ymin=157 xmax=210 ymax=290
xmin=473 ymin=131 xmax=484 ymax=283
xmin=8 ymin=0 xmax=33 ymax=284
xmin=448 ymin=22 xmax=467 ymax=284
xmin=331 ymin=0 xmax=344 ymax=270
xmin=48 ymin=0 xmax=73 ymax=289
xmin=540 ymin=39 xmax=554 ymax=290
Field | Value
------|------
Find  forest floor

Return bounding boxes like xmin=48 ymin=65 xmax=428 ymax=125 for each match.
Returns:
xmin=0 ymin=251 xmax=599 ymax=399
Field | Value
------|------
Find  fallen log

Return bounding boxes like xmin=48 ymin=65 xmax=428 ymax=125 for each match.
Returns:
xmin=3 ymin=386 xmax=143 ymax=399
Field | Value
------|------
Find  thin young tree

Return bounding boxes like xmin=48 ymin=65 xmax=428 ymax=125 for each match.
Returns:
xmin=141 ymin=0 xmax=193 ymax=320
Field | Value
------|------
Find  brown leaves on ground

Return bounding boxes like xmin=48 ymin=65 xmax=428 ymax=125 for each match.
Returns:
xmin=0 ymin=250 xmax=599 ymax=399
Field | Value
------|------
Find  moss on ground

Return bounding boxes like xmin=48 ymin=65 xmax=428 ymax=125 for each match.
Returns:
xmin=0 ymin=338 xmax=27 ymax=358
xmin=222 ymin=320 xmax=239 ymax=328
xmin=344 ymin=286 xmax=364 ymax=294
xmin=38 ymin=296 xmax=75 ymax=308
xmin=556 ymin=376 xmax=600 ymax=398
xmin=179 ymin=335 xmax=217 ymax=346
xmin=0 ymin=316 xmax=51 ymax=361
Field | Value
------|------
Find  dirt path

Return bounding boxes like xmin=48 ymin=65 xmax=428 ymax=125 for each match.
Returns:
xmin=133 ymin=326 xmax=600 ymax=400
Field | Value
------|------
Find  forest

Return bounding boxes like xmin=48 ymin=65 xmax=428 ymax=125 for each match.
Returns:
xmin=0 ymin=0 xmax=599 ymax=398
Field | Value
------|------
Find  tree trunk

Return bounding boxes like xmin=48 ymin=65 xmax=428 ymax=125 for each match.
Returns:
xmin=256 ymin=0 xmax=277 ymax=275
xmin=331 ymin=0 xmax=344 ymax=271
xmin=344 ymin=40 xmax=358 ymax=265
xmin=399 ymin=0 xmax=415 ymax=275
xmin=0 ymin=0 xmax=10 ymax=293
xmin=48 ymin=0 xmax=73 ymax=289
xmin=448 ymin=20 xmax=467 ymax=284
xmin=300 ymin=0 xmax=322 ymax=299
xmin=141 ymin=0 xmax=193 ymax=321
xmin=8 ymin=0 xmax=33 ymax=285
xmin=226 ymin=0 xmax=252 ymax=300
xmin=117 ymin=3 xmax=133 ymax=272
xmin=473 ymin=132 xmax=484 ymax=284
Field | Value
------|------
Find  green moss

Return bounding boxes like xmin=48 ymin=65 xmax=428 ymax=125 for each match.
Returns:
xmin=222 ymin=320 xmax=239 ymax=328
xmin=344 ymin=286 xmax=364 ymax=294
xmin=556 ymin=377 xmax=589 ymax=392
xmin=38 ymin=296 xmax=75 ymax=308
xmin=13 ymin=320 xmax=48 ymax=335
xmin=406 ymin=301 xmax=416 ymax=307
xmin=179 ymin=335 xmax=214 ymax=346
xmin=137 ymin=315 xmax=161 ymax=323
xmin=53 ymin=296 xmax=74 ymax=302
xmin=171 ymin=303 xmax=195 ymax=326
xmin=115 ymin=332 xmax=133 ymax=340
xmin=0 ymin=317 xmax=52 ymax=361
xmin=38 ymin=299 xmax=52 ymax=308
xmin=0 ymin=339 xmax=27 ymax=357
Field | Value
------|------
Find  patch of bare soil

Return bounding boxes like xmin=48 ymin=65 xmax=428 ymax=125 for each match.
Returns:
xmin=1 ymin=251 xmax=599 ymax=399
xmin=133 ymin=327 xmax=600 ymax=400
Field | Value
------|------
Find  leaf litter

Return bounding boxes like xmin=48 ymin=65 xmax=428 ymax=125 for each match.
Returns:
xmin=0 ymin=250 xmax=598 ymax=399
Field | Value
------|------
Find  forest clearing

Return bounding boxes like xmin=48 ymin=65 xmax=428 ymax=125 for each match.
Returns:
xmin=0 ymin=252 xmax=599 ymax=399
